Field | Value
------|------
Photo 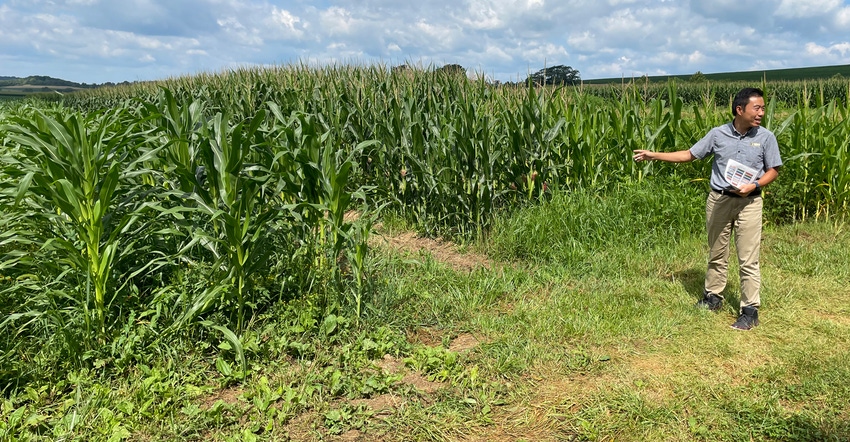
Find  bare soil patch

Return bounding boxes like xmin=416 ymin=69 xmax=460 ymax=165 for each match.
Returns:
xmin=350 ymin=393 xmax=404 ymax=415
xmin=375 ymin=353 xmax=445 ymax=395
xmin=406 ymin=326 xmax=446 ymax=347
xmin=198 ymin=385 xmax=244 ymax=410
xmin=448 ymin=332 xmax=481 ymax=353
xmin=373 ymin=231 xmax=492 ymax=273
xmin=283 ymin=411 xmax=321 ymax=441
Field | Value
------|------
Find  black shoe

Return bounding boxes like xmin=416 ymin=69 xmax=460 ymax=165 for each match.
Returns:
xmin=696 ymin=293 xmax=723 ymax=311
xmin=731 ymin=306 xmax=759 ymax=331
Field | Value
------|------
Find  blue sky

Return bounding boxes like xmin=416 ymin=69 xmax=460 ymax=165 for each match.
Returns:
xmin=1 ymin=0 xmax=849 ymax=84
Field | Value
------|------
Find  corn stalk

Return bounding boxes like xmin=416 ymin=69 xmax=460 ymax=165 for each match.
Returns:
xmin=2 ymin=105 xmax=158 ymax=340
xmin=170 ymin=109 xmax=279 ymax=333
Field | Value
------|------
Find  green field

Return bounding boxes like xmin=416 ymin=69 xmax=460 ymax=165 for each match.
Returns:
xmin=582 ymin=63 xmax=850 ymax=84
xmin=1 ymin=65 xmax=849 ymax=441
xmin=0 ymin=89 xmax=28 ymax=100
xmin=0 ymin=75 xmax=91 ymax=100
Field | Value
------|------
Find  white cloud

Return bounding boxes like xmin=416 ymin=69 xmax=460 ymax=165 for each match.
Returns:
xmin=600 ymin=8 xmax=644 ymax=35
xmin=2 ymin=0 xmax=849 ymax=84
xmin=519 ymin=42 xmax=569 ymax=64
xmin=836 ymin=6 xmax=850 ymax=28
xmin=269 ymin=8 xmax=304 ymax=38
xmin=688 ymin=51 xmax=706 ymax=65
xmin=776 ymin=0 xmax=842 ymax=18
xmin=319 ymin=7 xmax=356 ymax=36
xmin=412 ymin=20 xmax=462 ymax=51
xmin=806 ymin=41 xmax=850 ymax=57
xmin=567 ymin=31 xmax=599 ymax=51
xmin=217 ymin=17 xmax=263 ymax=46
xmin=459 ymin=3 xmax=502 ymax=30
xmin=482 ymin=44 xmax=512 ymax=62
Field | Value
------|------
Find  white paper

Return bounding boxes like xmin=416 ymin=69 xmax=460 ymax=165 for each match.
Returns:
xmin=724 ymin=159 xmax=758 ymax=189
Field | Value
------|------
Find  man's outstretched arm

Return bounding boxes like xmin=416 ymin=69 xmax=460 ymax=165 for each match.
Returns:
xmin=633 ymin=149 xmax=696 ymax=163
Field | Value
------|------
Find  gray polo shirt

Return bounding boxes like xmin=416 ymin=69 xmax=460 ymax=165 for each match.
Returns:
xmin=689 ymin=122 xmax=783 ymax=191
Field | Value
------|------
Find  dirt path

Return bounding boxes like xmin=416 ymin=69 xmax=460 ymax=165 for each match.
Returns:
xmin=371 ymin=230 xmax=493 ymax=273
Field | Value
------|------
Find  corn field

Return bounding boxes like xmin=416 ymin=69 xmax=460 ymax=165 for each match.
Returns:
xmin=583 ymin=77 xmax=850 ymax=108
xmin=1 ymin=65 xmax=849 ymax=386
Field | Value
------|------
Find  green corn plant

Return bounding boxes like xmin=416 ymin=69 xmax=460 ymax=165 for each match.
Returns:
xmin=776 ymin=89 xmax=850 ymax=220
xmin=269 ymin=105 xmax=377 ymax=313
xmin=138 ymin=87 xmax=207 ymax=194
xmin=1 ymin=105 xmax=159 ymax=341
xmin=28 ymin=65 xmax=850 ymax=239
xmin=170 ymin=108 xmax=281 ymax=333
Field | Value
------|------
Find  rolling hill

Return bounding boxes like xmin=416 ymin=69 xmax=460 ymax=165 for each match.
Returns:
xmin=0 ymin=75 xmax=94 ymax=99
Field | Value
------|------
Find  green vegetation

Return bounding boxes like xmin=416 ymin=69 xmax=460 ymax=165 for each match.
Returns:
xmin=579 ymin=64 xmax=850 ymax=108
xmin=1 ymin=65 xmax=849 ymax=440
xmin=527 ymin=65 xmax=582 ymax=86
xmin=0 ymin=76 xmax=85 ymax=88
xmin=583 ymin=63 xmax=850 ymax=84
xmin=0 ymin=76 xmax=118 ymax=100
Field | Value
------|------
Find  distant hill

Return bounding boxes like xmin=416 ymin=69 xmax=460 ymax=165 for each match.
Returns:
xmin=0 ymin=75 xmax=100 ymax=100
xmin=582 ymin=64 xmax=850 ymax=84
xmin=0 ymin=75 xmax=90 ymax=88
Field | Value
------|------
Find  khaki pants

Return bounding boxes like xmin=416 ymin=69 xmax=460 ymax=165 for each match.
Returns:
xmin=705 ymin=191 xmax=763 ymax=310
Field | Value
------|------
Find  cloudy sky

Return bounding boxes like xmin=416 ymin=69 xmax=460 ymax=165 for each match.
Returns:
xmin=2 ymin=0 xmax=850 ymax=84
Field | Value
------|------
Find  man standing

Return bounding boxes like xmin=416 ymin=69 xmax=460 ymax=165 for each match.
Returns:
xmin=633 ymin=87 xmax=782 ymax=331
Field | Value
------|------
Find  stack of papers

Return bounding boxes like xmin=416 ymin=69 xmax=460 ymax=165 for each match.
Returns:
xmin=724 ymin=159 xmax=758 ymax=188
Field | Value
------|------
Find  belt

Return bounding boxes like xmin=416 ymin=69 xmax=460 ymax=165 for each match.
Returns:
xmin=712 ymin=188 xmax=761 ymax=198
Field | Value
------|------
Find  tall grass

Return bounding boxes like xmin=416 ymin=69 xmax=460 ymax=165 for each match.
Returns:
xmin=488 ymin=177 xmax=706 ymax=266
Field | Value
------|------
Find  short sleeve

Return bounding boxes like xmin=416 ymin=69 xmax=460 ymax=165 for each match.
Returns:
xmin=763 ymin=133 xmax=783 ymax=170
xmin=689 ymin=129 xmax=716 ymax=160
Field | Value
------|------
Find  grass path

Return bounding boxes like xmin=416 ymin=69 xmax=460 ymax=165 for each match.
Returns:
xmin=365 ymin=220 xmax=850 ymax=441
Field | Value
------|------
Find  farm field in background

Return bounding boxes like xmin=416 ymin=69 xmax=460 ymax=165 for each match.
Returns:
xmin=0 ymin=86 xmax=86 ymax=101
xmin=1 ymin=65 xmax=849 ymax=440
xmin=581 ymin=63 xmax=850 ymax=84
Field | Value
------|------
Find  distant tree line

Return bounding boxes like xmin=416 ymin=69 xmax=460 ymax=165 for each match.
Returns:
xmin=7 ymin=63 xmax=587 ymax=92
xmin=391 ymin=63 xmax=582 ymax=87
xmin=0 ymin=75 xmax=139 ymax=89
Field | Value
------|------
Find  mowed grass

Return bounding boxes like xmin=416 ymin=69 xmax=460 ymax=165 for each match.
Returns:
xmin=363 ymin=184 xmax=850 ymax=441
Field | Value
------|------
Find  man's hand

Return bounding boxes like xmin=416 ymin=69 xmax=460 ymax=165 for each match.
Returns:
xmin=735 ymin=182 xmax=759 ymax=196
xmin=633 ymin=150 xmax=653 ymax=162
xmin=634 ymin=149 xmax=695 ymax=163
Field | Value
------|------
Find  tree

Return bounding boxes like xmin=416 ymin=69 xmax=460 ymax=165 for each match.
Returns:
xmin=392 ymin=64 xmax=411 ymax=74
xmin=689 ymin=71 xmax=708 ymax=82
xmin=527 ymin=65 xmax=581 ymax=86
xmin=437 ymin=64 xmax=466 ymax=77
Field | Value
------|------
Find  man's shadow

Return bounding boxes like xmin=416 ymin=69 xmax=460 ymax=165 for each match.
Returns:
xmin=673 ymin=268 xmax=740 ymax=307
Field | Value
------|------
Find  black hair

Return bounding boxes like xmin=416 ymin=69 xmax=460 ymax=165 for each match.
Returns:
xmin=732 ymin=87 xmax=764 ymax=117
